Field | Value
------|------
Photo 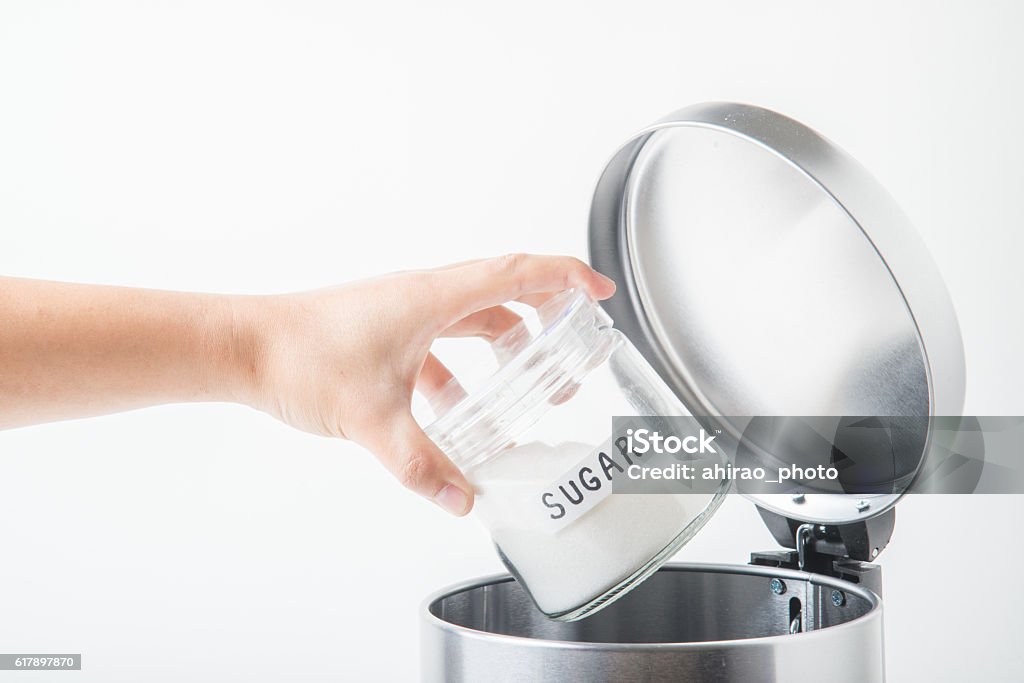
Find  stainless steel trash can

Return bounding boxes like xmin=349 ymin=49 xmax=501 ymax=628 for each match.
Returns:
xmin=423 ymin=563 xmax=883 ymax=682
xmin=420 ymin=103 xmax=965 ymax=683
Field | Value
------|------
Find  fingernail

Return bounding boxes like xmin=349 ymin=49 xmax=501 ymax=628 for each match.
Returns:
xmin=435 ymin=484 xmax=470 ymax=516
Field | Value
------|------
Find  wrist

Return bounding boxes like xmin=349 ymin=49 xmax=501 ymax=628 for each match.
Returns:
xmin=218 ymin=294 xmax=269 ymax=408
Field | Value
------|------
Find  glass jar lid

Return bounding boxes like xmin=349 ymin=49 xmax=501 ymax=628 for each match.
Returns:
xmin=423 ymin=290 xmax=616 ymax=473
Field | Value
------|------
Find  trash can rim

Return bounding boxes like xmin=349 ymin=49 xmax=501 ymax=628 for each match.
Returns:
xmin=421 ymin=561 xmax=881 ymax=651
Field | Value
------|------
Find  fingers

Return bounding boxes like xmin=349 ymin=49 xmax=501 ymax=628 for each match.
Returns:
xmin=441 ymin=305 xmax=523 ymax=341
xmin=417 ymin=352 xmax=468 ymax=414
xmin=365 ymin=412 xmax=474 ymax=516
xmin=436 ymin=254 xmax=616 ymax=321
xmin=418 ymin=352 xmax=455 ymax=395
xmin=516 ymin=292 xmax=560 ymax=308
xmin=355 ymin=254 xmax=616 ymax=520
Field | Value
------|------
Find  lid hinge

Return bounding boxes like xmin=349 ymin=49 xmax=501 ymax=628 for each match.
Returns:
xmin=749 ymin=506 xmax=894 ymax=596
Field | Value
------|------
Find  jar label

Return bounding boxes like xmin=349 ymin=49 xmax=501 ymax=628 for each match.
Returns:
xmin=539 ymin=439 xmax=620 ymax=533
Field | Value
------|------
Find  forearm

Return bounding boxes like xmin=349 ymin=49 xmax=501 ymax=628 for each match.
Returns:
xmin=0 ymin=277 xmax=258 ymax=429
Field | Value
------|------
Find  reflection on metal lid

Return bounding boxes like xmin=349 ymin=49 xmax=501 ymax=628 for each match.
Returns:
xmin=589 ymin=102 xmax=966 ymax=524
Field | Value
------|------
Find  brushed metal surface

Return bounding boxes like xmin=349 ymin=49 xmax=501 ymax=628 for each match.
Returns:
xmin=422 ymin=563 xmax=884 ymax=682
xmin=589 ymin=102 xmax=966 ymax=525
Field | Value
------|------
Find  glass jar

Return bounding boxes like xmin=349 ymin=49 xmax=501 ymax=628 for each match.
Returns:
xmin=423 ymin=289 xmax=729 ymax=621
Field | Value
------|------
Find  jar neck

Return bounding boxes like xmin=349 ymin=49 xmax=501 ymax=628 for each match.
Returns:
xmin=425 ymin=290 xmax=618 ymax=472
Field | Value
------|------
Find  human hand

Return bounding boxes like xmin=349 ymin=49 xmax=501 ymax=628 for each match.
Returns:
xmin=233 ymin=255 xmax=616 ymax=516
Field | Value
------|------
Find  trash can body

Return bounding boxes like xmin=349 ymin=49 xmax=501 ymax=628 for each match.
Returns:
xmin=422 ymin=563 xmax=884 ymax=683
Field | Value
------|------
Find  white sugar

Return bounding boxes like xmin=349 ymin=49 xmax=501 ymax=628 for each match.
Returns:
xmin=469 ymin=440 xmax=714 ymax=616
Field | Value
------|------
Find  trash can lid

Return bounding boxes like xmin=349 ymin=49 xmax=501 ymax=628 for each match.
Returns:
xmin=588 ymin=102 xmax=965 ymax=525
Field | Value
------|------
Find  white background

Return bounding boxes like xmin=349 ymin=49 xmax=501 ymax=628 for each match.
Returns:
xmin=1 ymin=1 xmax=1022 ymax=681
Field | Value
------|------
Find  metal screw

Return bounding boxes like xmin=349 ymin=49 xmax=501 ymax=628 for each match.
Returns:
xmin=770 ymin=578 xmax=787 ymax=595
xmin=831 ymin=590 xmax=845 ymax=607
xmin=791 ymin=492 xmax=805 ymax=503
xmin=872 ymin=547 xmax=879 ymax=558
xmin=855 ymin=499 xmax=870 ymax=512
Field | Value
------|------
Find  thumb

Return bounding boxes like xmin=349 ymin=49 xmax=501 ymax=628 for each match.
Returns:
xmin=368 ymin=412 xmax=475 ymax=516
